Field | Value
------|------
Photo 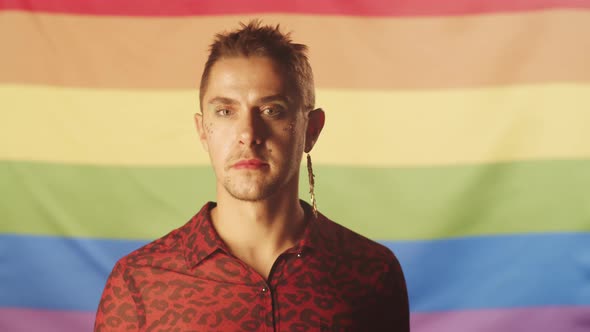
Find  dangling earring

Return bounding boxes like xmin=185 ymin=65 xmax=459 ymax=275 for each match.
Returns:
xmin=307 ymin=153 xmax=318 ymax=219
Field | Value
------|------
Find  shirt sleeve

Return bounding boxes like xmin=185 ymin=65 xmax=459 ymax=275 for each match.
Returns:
xmin=373 ymin=254 xmax=410 ymax=331
xmin=94 ymin=261 xmax=142 ymax=332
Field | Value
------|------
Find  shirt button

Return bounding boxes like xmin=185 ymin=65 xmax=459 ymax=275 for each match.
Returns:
xmin=261 ymin=287 xmax=268 ymax=293
xmin=296 ymin=252 xmax=303 ymax=258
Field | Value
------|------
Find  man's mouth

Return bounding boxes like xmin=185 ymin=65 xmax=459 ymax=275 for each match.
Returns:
xmin=232 ymin=159 xmax=269 ymax=170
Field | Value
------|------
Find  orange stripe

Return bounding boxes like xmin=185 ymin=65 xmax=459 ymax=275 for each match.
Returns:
xmin=1 ymin=10 xmax=589 ymax=89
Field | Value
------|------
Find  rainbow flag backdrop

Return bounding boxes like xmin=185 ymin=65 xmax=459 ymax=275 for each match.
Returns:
xmin=1 ymin=1 xmax=589 ymax=331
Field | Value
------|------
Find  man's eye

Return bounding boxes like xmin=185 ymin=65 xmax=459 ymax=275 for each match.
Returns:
xmin=261 ymin=107 xmax=282 ymax=117
xmin=215 ymin=109 xmax=232 ymax=116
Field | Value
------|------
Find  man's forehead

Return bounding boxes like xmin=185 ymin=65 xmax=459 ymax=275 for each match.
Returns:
xmin=204 ymin=58 xmax=296 ymax=103
xmin=210 ymin=59 xmax=282 ymax=83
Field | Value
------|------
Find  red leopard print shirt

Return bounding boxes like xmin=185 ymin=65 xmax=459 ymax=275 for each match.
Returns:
xmin=94 ymin=201 xmax=409 ymax=331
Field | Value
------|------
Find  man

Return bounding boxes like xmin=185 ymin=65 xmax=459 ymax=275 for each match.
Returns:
xmin=95 ymin=20 xmax=409 ymax=331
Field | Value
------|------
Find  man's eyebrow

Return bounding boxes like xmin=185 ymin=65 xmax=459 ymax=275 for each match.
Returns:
xmin=207 ymin=96 xmax=239 ymax=105
xmin=258 ymin=94 xmax=290 ymax=104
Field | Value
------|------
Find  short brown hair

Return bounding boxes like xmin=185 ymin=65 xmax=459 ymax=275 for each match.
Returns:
xmin=199 ymin=20 xmax=315 ymax=111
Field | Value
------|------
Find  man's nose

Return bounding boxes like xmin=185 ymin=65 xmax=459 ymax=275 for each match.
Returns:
xmin=238 ymin=110 xmax=264 ymax=146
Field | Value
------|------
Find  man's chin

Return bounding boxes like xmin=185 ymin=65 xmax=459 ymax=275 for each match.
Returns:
xmin=227 ymin=190 xmax=273 ymax=202
xmin=222 ymin=182 xmax=278 ymax=202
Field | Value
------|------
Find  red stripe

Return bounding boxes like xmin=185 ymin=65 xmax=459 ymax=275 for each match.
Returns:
xmin=1 ymin=0 xmax=589 ymax=17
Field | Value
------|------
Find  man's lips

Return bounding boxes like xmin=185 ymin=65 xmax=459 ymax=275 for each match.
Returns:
xmin=232 ymin=159 xmax=269 ymax=169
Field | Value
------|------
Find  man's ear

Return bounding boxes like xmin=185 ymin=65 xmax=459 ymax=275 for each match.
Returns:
xmin=194 ymin=112 xmax=209 ymax=152
xmin=305 ymin=108 xmax=326 ymax=153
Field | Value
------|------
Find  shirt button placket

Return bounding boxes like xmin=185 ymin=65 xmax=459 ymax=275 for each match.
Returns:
xmin=259 ymin=284 xmax=273 ymax=331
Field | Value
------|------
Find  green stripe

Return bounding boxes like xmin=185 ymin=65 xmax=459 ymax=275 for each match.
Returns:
xmin=1 ymin=160 xmax=589 ymax=240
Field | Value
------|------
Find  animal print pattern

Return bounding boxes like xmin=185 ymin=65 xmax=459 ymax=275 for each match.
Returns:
xmin=95 ymin=202 xmax=409 ymax=331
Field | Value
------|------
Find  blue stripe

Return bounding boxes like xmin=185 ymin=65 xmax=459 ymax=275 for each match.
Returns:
xmin=0 ymin=235 xmax=146 ymax=312
xmin=384 ymin=233 xmax=590 ymax=311
xmin=0 ymin=233 xmax=588 ymax=311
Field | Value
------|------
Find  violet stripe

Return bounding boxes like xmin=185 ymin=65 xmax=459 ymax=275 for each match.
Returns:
xmin=0 ymin=308 xmax=94 ymax=332
xmin=411 ymin=306 xmax=590 ymax=332
xmin=1 ymin=306 xmax=588 ymax=331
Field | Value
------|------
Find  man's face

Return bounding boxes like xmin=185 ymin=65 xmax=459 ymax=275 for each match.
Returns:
xmin=196 ymin=56 xmax=313 ymax=201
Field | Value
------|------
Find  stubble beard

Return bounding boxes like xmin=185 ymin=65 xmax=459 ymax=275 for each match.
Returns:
xmin=219 ymin=141 xmax=304 ymax=202
xmin=222 ymin=170 xmax=285 ymax=202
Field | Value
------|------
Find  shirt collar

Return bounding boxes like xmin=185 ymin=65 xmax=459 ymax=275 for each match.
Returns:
xmin=182 ymin=200 xmax=325 ymax=268
xmin=294 ymin=199 xmax=323 ymax=251
xmin=182 ymin=202 xmax=227 ymax=269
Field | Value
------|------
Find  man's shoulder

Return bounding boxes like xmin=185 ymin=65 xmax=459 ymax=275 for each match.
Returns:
xmin=114 ymin=202 xmax=216 ymax=271
xmin=115 ymin=218 xmax=191 ymax=270
xmin=315 ymin=214 xmax=396 ymax=263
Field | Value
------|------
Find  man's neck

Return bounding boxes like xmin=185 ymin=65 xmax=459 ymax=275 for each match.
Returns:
xmin=210 ymin=188 xmax=306 ymax=279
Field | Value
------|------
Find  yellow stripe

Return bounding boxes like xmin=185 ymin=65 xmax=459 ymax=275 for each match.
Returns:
xmin=1 ymin=84 xmax=589 ymax=166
